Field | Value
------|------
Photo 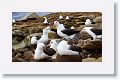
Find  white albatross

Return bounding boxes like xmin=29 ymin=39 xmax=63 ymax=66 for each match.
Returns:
xmin=43 ymin=40 xmax=59 ymax=56
xmin=53 ymin=21 xmax=80 ymax=40
xmin=34 ymin=41 xmax=59 ymax=60
xmin=81 ymin=27 xmax=102 ymax=40
xmin=37 ymin=26 xmax=50 ymax=44
xmin=31 ymin=36 xmax=39 ymax=45
xmin=34 ymin=43 xmax=50 ymax=60
xmin=43 ymin=17 xmax=48 ymax=24
xmin=85 ymin=19 xmax=92 ymax=25
xmin=31 ymin=27 xmax=50 ymax=45
xmin=59 ymin=15 xmax=63 ymax=19
xmin=71 ymin=26 xmax=75 ymax=29
xmin=57 ymin=40 xmax=82 ymax=55
xmin=66 ymin=16 xmax=70 ymax=20
xmin=12 ymin=19 xmax=15 ymax=22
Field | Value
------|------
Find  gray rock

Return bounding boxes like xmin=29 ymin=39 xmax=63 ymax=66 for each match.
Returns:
xmin=94 ymin=16 xmax=102 ymax=23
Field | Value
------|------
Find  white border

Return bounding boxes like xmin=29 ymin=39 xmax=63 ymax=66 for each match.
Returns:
xmin=0 ymin=0 xmax=114 ymax=74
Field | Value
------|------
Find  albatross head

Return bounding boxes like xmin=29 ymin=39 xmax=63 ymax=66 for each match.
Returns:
xmin=71 ymin=26 xmax=75 ymax=29
xmin=85 ymin=19 xmax=91 ymax=25
xmin=54 ymin=21 xmax=60 ymax=26
xmin=43 ymin=26 xmax=50 ymax=34
xmin=59 ymin=15 xmax=63 ymax=18
xmin=49 ymin=40 xmax=59 ymax=51
xmin=81 ymin=27 xmax=93 ymax=32
xmin=44 ymin=17 xmax=47 ymax=20
xmin=37 ymin=43 xmax=45 ymax=49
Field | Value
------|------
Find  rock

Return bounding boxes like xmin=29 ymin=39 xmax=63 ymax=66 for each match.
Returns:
xmin=90 ymin=40 xmax=102 ymax=49
xmin=22 ymin=51 xmax=34 ymax=61
xmin=83 ymin=23 xmax=102 ymax=28
xmin=12 ymin=57 xmax=27 ymax=62
xmin=76 ymin=16 xmax=93 ymax=22
xmin=15 ymin=53 xmax=21 ymax=58
xmin=95 ymin=57 xmax=102 ymax=62
xmin=29 ymin=27 xmax=42 ymax=34
xmin=80 ymin=32 xmax=92 ymax=40
xmin=56 ymin=54 xmax=82 ymax=62
xmin=77 ymin=40 xmax=85 ymax=47
xmin=12 ymin=48 xmax=28 ymax=57
xmin=48 ymin=32 xmax=60 ymax=39
xmin=82 ymin=58 xmax=96 ymax=62
xmin=81 ymin=40 xmax=102 ymax=59
xmin=12 ymin=29 xmax=24 ymax=36
xmin=94 ymin=16 xmax=102 ymax=23
xmin=13 ymin=33 xmax=42 ymax=50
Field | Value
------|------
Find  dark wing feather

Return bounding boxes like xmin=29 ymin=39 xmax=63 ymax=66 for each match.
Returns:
xmin=61 ymin=29 xmax=80 ymax=36
xmin=90 ymin=29 xmax=102 ymax=35
xmin=50 ymin=28 xmax=57 ymax=33
xmin=69 ymin=45 xmax=82 ymax=53
xmin=43 ymin=48 xmax=56 ymax=56
xmin=35 ymin=36 xmax=41 ymax=40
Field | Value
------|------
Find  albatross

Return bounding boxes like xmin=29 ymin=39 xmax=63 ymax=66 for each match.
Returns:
xmin=56 ymin=40 xmax=82 ymax=62
xmin=12 ymin=19 xmax=15 ymax=23
xmin=34 ymin=43 xmax=50 ymax=60
xmin=71 ymin=26 xmax=75 ymax=29
xmin=37 ymin=27 xmax=50 ymax=44
xmin=85 ymin=19 xmax=92 ymax=26
xmin=81 ymin=27 xmax=102 ymax=40
xmin=34 ymin=40 xmax=59 ymax=60
xmin=59 ymin=15 xmax=63 ymax=19
xmin=57 ymin=40 xmax=82 ymax=55
xmin=43 ymin=17 xmax=48 ymax=24
xmin=53 ymin=21 xmax=80 ymax=40
xmin=43 ymin=40 xmax=59 ymax=56
xmin=66 ymin=16 xmax=70 ymax=20
xmin=31 ymin=27 xmax=50 ymax=45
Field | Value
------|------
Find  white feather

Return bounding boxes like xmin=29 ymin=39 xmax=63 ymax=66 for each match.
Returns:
xmin=31 ymin=36 xmax=38 ymax=44
xmin=43 ymin=17 xmax=48 ymax=24
xmin=59 ymin=15 xmax=63 ymax=19
xmin=37 ymin=27 xmax=50 ymax=44
xmin=85 ymin=19 xmax=92 ymax=25
xmin=66 ymin=16 xmax=70 ymax=20
xmin=57 ymin=40 xmax=79 ymax=55
xmin=34 ymin=43 xmax=49 ymax=60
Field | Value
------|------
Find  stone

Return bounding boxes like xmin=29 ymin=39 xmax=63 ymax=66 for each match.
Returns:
xmin=82 ymin=58 xmax=96 ymax=62
xmin=95 ymin=57 xmax=102 ymax=62
xmin=12 ymin=57 xmax=27 ymax=62
xmin=22 ymin=51 xmax=34 ymax=61
xmin=94 ymin=16 xmax=102 ymax=23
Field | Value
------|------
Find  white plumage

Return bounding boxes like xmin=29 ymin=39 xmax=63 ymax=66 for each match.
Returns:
xmin=71 ymin=26 xmax=75 ymax=29
xmin=34 ymin=43 xmax=49 ymax=60
xmin=54 ymin=21 xmax=79 ymax=40
xmin=81 ymin=27 xmax=102 ymax=40
xmin=50 ymin=40 xmax=59 ymax=52
xmin=43 ymin=17 xmax=48 ymax=24
xmin=12 ymin=19 xmax=15 ymax=22
xmin=85 ymin=19 xmax=92 ymax=25
xmin=31 ymin=36 xmax=38 ymax=45
xmin=59 ymin=15 xmax=63 ymax=19
xmin=37 ymin=27 xmax=50 ymax=44
xmin=66 ymin=16 xmax=70 ymax=20
xmin=57 ymin=40 xmax=80 ymax=55
xmin=31 ymin=27 xmax=50 ymax=45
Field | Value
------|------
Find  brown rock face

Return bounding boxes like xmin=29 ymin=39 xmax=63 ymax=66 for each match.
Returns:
xmin=56 ymin=54 xmax=82 ymax=62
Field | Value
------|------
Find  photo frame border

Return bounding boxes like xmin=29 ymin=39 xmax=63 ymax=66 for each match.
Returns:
xmin=0 ymin=0 xmax=114 ymax=74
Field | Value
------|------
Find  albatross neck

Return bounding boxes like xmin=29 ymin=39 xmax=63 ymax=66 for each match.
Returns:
xmin=86 ymin=29 xmax=96 ymax=40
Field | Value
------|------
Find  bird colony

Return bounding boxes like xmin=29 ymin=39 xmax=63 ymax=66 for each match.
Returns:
xmin=12 ymin=12 xmax=102 ymax=62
